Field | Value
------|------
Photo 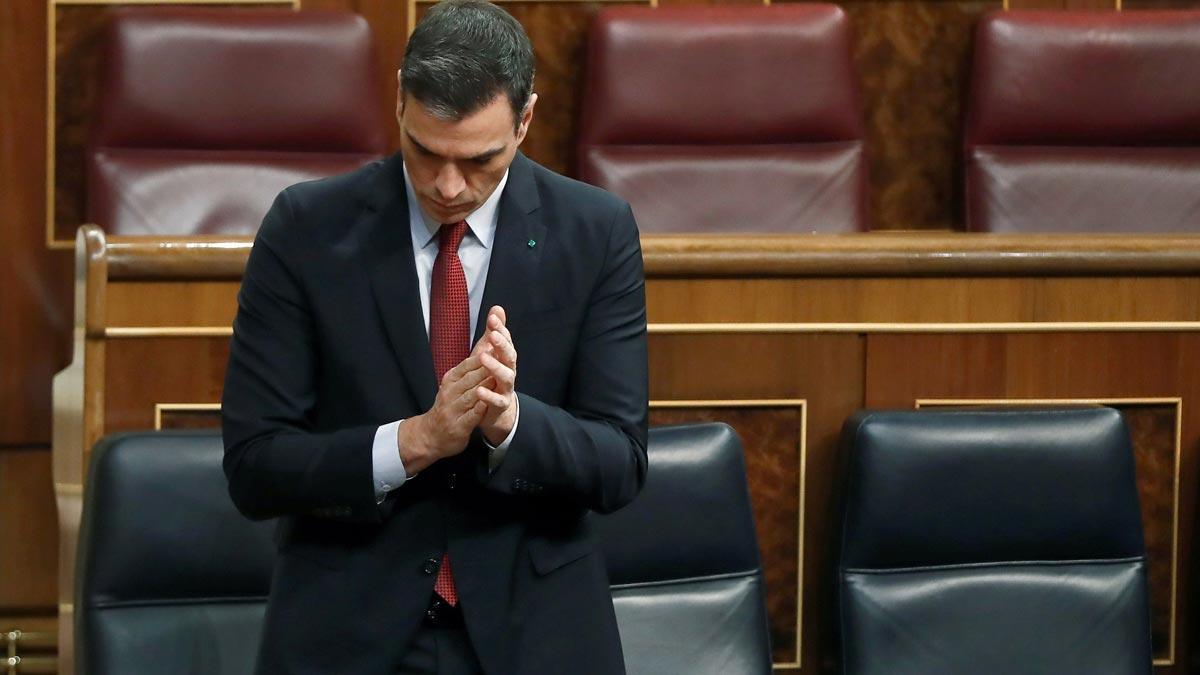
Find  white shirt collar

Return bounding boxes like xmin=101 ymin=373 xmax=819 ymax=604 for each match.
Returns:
xmin=402 ymin=161 xmax=509 ymax=251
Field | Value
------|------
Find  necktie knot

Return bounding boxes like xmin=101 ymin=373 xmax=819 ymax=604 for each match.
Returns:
xmin=439 ymin=221 xmax=469 ymax=253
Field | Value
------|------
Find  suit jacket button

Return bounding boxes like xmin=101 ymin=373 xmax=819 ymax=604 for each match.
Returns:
xmin=422 ymin=558 xmax=440 ymax=575
xmin=448 ymin=472 xmax=457 ymax=490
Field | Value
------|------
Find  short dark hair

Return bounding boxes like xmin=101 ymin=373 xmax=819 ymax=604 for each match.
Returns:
xmin=401 ymin=0 xmax=535 ymax=127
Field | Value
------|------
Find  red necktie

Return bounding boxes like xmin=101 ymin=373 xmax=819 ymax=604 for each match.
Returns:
xmin=429 ymin=220 xmax=470 ymax=606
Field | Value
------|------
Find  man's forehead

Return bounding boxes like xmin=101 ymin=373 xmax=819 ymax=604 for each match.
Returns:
xmin=402 ymin=102 xmax=514 ymax=158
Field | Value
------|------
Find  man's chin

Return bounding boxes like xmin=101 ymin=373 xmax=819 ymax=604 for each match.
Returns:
xmin=423 ymin=202 xmax=472 ymax=224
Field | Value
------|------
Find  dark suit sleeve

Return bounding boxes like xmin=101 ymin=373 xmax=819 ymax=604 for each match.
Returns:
xmin=485 ymin=202 xmax=649 ymax=514
xmin=221 ymin=190 xmax=379 ymax=523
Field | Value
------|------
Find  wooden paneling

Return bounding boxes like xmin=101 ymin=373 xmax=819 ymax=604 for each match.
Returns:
xmin=0 ymin=449 xmax=58 ymax=610
xmin=106 ymin=281 xmax=240 ymax=328
xmin=52 ymin=4 xmax=108 ymax=243
xmin=0 ymin=0 xmax=70 ymax=646
xmin=1 ymin=0 xmax=73 ymax=448
xmin=648 ymin=276 xmax=1200 ymax=323
xmin=835 ymin=0 xmax=999 ymax=229
xmin=104 ymin=338 xmax=230 ymax=432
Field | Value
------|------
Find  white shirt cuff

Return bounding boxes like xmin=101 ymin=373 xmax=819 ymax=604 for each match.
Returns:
xmin=483 ymin=398 xmax=519 ymax=473
xmin=372 ymin=420 xmax=408 ymax=503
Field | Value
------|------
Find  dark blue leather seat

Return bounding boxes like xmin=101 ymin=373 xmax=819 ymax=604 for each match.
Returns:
xmin=78 ymin=424 xmax=773 ymax=674
xmin=838 ymin=407 xmax=1152 ymax=675
xmin=593 ymin=422 xmax=773 ymax=675
xmin=77 ymin=432 xmax=275 ymax=675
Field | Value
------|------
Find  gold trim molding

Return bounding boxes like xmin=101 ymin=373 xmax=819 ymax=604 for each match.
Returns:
xmin=103 ymin=321 xmax=1200 ymax=339
xmin=153 ymin=403 xmax=222 ymax=430
xmin=650 ymin=322 xmax=1200 ymax=334
xmin=916 ymin=397 xmax=1182 ymax=667
xmin=108 ymin=327 xmax=233 ymax=338
xmin=650 ymin=398 xmax=806 ymax=671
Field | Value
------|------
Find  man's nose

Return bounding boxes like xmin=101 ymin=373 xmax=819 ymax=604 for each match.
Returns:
xmin=435 ymin=164 xmax=466 ymax=202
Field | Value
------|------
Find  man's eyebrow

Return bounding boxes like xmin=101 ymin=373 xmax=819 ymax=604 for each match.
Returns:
xmin=406 ymin=131 xmax=438 ymax=158
xmin=468 ymin=147 xmax=505 ymax=162
xmin=406 ymin=130 xmax=505 ymax=163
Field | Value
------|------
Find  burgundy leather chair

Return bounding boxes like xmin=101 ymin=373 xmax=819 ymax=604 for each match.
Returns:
xmin=578 ymin=5 xmax=867 ymax=234
xmin=87 ymin=9 xmax=388 ymax=236
xmin=964 ymin=11 xmax=1200 ymax=233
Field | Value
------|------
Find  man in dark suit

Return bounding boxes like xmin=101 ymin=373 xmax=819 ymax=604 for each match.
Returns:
xmin=220 ymin=2 xmax=648 ymax=673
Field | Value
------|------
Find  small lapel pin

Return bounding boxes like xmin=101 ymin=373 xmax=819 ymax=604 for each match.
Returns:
xmin=527 ymin=239 xmax=537 ymax=248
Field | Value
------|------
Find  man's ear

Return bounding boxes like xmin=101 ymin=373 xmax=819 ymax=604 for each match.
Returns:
xmin=515 ymin=93 xmax=538 ymax=143
xmin=395 ymin=70 xmax=405 ymax=120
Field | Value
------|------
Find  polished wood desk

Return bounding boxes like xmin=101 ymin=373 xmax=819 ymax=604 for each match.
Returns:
xmin=54 ymin=226 xmax=1200 ymax=673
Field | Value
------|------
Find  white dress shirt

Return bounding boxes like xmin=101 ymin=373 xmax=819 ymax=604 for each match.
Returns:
xmin=371 ymin=163 xmax=519 ymax=501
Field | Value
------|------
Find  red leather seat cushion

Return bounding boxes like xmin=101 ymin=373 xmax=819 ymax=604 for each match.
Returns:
xmin=87 ymin=9 xmax=388 ymax=235
xmin=578 ymin=5 xmax=867 ymax=233
xmin=965 ymin=11 xmax=1200 ymax=232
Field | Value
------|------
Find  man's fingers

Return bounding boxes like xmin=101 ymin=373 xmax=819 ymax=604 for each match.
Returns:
xmin=487 ymin=310 xmax=513 ymax=344
xmin=442 ymin=364 xmax=491 ymax=402
xmin=475 ymin=385 xmax=507 ymax=407
xmin=443 ymin=354 xmax=482 ymax=385
xmin=487 ymin=330 xmax=517 ymax=367
xmin=488 ymin=305 xmax=507 ymax=327
xmin=480 ymin=350 xmax=515 ymax=393
xmin=456 ymin=399 xmax=488 ymax=426
xmin=471 ymin=333 xmax=490 ymax=357
xmin=456 ymin=384 xmax=480 ymax=407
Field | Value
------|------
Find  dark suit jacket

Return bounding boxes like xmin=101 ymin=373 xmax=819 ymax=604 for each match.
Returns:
xmin=221 ymin=151 xmax=649 ymax=674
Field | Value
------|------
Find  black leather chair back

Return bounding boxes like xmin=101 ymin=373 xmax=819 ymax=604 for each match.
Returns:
xmin=594 ymin=423 xmax=773 ymax=675
xmin=76 ymin=426 xmax=773 ymax=674
xmin=838 ymin=407 xmax=1152 ymax=675
xmin=77 ymin=431 xmax=276 ymax=675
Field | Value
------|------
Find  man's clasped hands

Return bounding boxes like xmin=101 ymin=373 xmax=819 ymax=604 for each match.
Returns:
xmin=397 ymin=306 xmax=518 ymax=474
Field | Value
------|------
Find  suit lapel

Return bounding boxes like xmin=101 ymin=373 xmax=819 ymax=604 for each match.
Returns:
xmin=363 ymin=153 xmax=438 ymax=413
xmin=475 ymin=153 xmax=546 ymax=343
